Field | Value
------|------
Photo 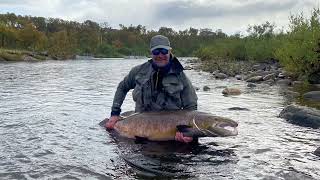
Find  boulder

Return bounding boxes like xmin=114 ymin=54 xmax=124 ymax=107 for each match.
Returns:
xmin=247 ymin=83 xmax=257 ymax=88
xmin=263 ymin=73 xmax=276 ymax=81
xmin=222 ymin=88 xmax=241 ymax=96
xmin=264 ymin=79 xmax=275 ymax=86
xmin=235 ymin=75 xmax=242 ymax=80
xmin=23 ymin=55 xmax=38 ymax=61
xmin=313 ymin=84 xmax=320 ymax=89
xmin=278 ymin=72 xmax=285 ymax=78
xmin=303 ymin=91 xmax=320 ymax=102
xmin=308 ymin=72 xmax=320 ymax=84
xmin=279 ymin=105 xmax=320 ymax=128
xmin=203 ymin=86 xmax=211 ymax=91
xmin=184 ymin=66 xmax=193 ymax=70
xmin=276 ymin=79 xmax=292 ymax=86
xmin=252 ymin=64 xmax=268 ymax=71
xmin=246 ymin=76 xmax=263 ymax=83
xmin=292 ymin=81 xmax=304 ymax=87
xmin=215 ymin=73 xmax=228 ymax=79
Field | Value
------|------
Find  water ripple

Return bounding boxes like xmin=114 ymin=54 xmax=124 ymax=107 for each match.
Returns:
xmin=0 ymin=59 xmax=319 ymax=179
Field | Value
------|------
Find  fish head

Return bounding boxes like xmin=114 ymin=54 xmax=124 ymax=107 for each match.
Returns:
xmin=194 ymin=113 xmax=238 ymax=137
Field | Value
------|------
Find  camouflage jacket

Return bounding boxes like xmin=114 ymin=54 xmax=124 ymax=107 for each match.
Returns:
xmin=111 ymin=56 xmax=197 ymax=115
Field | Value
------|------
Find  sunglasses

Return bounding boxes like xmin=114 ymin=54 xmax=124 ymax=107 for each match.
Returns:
xmin=152 ymin=48 xmax=169 ymax=56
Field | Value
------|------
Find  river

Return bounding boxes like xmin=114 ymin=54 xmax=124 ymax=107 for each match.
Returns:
xmin=0 ymin=58 xmax=319 ymax=179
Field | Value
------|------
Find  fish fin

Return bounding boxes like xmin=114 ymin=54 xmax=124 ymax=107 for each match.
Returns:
xmin=135 ymin=136 xmax=149 ymax=143
xmin=176 ymin=125 xmax=192 ymax=132
xmin=177 ymin=125 xmax=206 ymax=138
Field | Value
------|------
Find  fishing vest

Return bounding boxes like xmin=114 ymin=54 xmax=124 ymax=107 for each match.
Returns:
xmin=132 ymin=62 xmax=184 ymax=112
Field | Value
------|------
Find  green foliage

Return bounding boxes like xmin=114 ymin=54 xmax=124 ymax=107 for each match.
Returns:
xmin=274 ymin=8 xmax=320 ymax=81
xmin=0 ymin=10 xmax=319 ymax=83
xmin=96 ymin=43 xmax=122 ymax=57
xmin=48 ymin=30 xmax=76 ymax=59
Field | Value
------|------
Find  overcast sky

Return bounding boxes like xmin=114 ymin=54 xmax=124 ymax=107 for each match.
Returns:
xmin=0 ymin=0 xmax=319 ymax=34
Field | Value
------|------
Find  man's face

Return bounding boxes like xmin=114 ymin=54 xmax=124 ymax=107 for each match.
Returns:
xmin=151 ymin=48 xmax=171 ymax=67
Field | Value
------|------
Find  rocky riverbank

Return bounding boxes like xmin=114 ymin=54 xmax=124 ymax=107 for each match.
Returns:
xmin=185 ymin=58 xmax=320 ymax=109
xmin=185 ymin=58 xmax=320 ymax=156
xmin=0 ymin=49 xmax=75 ymax=61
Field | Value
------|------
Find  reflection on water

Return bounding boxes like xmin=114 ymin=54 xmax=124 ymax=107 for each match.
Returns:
xmin=0 ymin=59 xmax=319 ymax=179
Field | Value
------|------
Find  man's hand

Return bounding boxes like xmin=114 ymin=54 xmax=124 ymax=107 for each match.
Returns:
xmin=105 ymin=116 xmax=120 ymax=130
xmin=175 ymin=132 xmax=193 ymax=143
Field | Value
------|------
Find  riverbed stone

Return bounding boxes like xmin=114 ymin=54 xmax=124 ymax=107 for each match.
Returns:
xmin=247 ymin=83 xmax=257 ymax=88
xmin=235 ymin=75 xmax=242 ymax=80
xmin=279 ymin=105 xmax=320 ymax=128
xmin=203 ymin=86 xmax=211 ymax=91
xmin=303 ymin=91 xmax=320 ymax=102
xmin=278 ymin=73 xmax=285 ymax=78
xmin=222 ymin=88 xmax=241 ymax=95
xmin=23 ymin=55 xmax=38 ymax=61
xmin=276 ymin=79 xmax=292 ymax=86
xmin=215 ymin=73 xmax=228 ymax=79
xmin=313 ymin=84 xmax=320 ymax=89
xmin=252 ymin=64 xmax=267 ymax=71
xmin=308 ymin=72 xmax=320 ymax=84
xmin=246 ymin=76 xmax=263 ymax=83
xmin=263 ymin=73 xmax=276 ymax=81
xmin=184 ymin=65 xmax=193 ymax=70
xmin=314 ymin=147 xmax=320 ymax=157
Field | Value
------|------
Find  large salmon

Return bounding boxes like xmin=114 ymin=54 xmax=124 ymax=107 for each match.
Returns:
xmin=100 ymin=110 xmax=238 ymax=141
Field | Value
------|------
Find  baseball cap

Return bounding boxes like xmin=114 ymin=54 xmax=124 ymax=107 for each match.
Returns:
xmin=150 ymin=35 xmax=172 ymax=51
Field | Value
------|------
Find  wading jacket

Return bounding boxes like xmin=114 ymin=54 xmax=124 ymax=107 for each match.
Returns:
xmin=111 ymin=56 xmax=198 ymax=116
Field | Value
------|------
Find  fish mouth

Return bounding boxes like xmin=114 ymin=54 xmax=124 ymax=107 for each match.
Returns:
xmin=208 ymin=122 xmax=238 ymax=137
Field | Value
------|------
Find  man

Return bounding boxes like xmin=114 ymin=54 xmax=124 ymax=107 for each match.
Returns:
xmin=105 ymin=35 xmax=198 ymax=143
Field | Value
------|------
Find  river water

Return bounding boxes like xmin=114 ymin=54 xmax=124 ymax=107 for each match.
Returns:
xmin=0 ymin=58 xmax=319 ymax=180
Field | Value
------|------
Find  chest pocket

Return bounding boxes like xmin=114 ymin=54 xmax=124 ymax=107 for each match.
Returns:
xmin=162 ymin=75 xmax=183 ymax=97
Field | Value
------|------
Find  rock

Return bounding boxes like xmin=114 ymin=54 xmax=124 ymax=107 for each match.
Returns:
xmin=215 ymin=86 xmax=228 ymax=89
xmin=211 ymin=70 xmax=219 ymax=75
xmin=184 ymin=66 xmax=193 ymax=70
xmin=22 ymin=55 xmax=38 ymax=61
xmin=228 ymin=107 xmax=249 ymax=111
xmin=313 ymin=84 xmax=320 ymax=89
xmin=314 ymin=147 xmax=320 ymax=157
xmin=279 ymin=105 xmax=320 ymax=128
xmin=303 ymin=91 xmax=320 ymax=102
xmin=215 ymin=73 xmax=228 ymax=79
xmin=284 ymin=90 xmax=300 ymax=98
xmin=193 ymin=86 xmax=200 ymax=91
xmin=276 ymin=79 xmax=292 ymax=86
xmin=203 ymin=86 xmax=211 ymax=91
xmin=308 ymin=72 xmax=320 ymax=84
xmin=222 ymin=88 xmax=241 ymax=95
xmin=263 ymin=73 xmax=276 ymax=81
xmin=247 ymin=83 xmax=257 ymax=88
xmin=264 ymin=79 xmax=275 ymax=86
xmin=40 ymin=51 xmax=48 ymax=56
xmin=252 ymin=64 xmax=267 ymax=71
xmin=235 ymin=75 xmax=242 ymax=80
xmin=278 ymin=73 xmax=285 ymax=78
xmin=246 ymin=76 xmax=263 ymax=83
xmin=292 ymin=81 xmax=304 ymax=87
